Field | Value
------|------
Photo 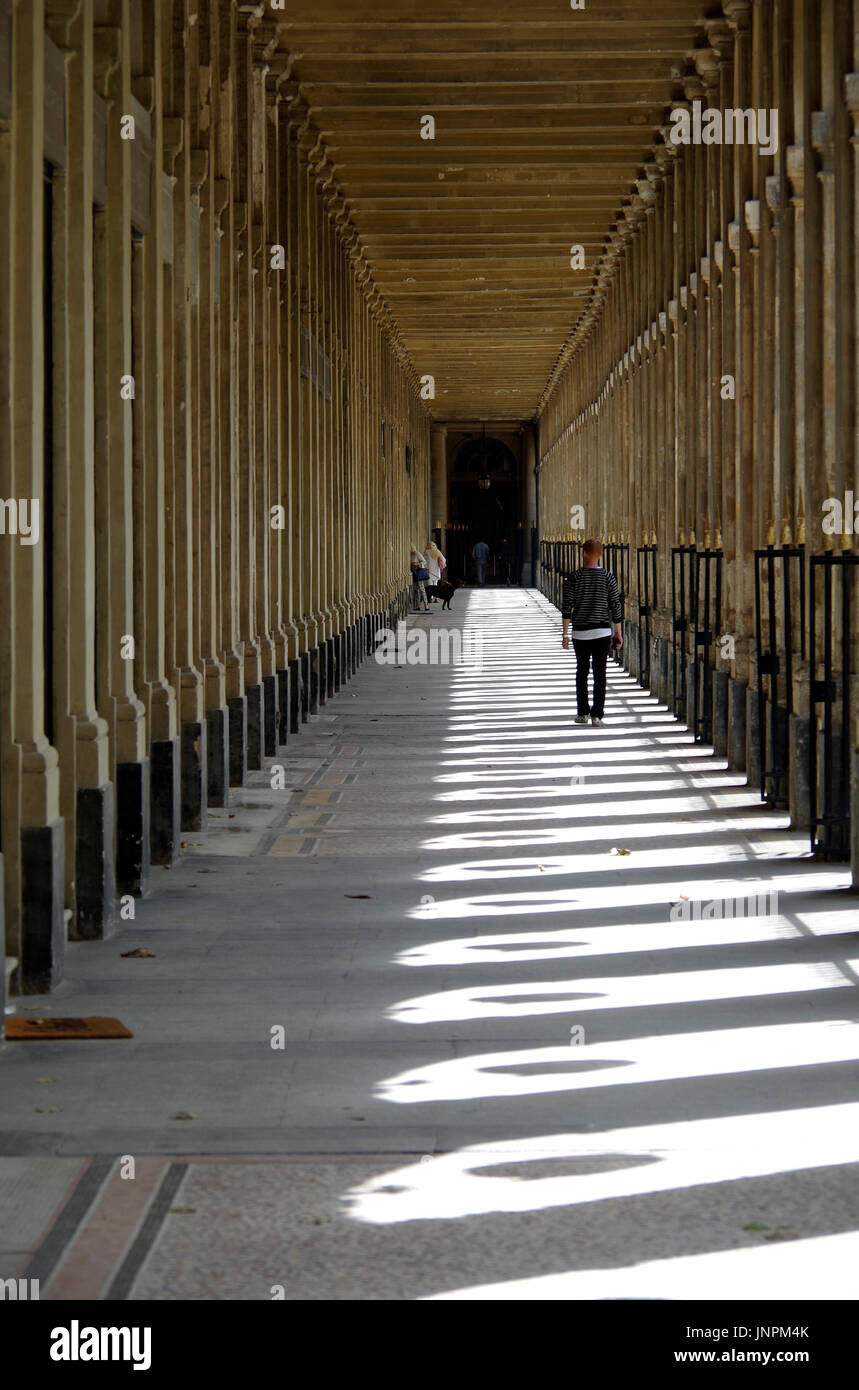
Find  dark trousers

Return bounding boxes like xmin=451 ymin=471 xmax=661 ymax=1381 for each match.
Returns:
xmin=573 ymin=636 xmax=612 ymax=717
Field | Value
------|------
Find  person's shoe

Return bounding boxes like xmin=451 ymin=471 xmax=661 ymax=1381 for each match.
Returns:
xmin=574 ymin=714 xmax=589 ymax=724
xmin=591 ymin=716 xmax=604 ymax=726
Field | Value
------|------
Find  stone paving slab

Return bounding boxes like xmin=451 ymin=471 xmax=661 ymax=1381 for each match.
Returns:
xmin=1 ymin=590 xmax=857 ymax=1300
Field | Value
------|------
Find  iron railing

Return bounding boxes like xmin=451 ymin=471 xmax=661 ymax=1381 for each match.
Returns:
xmin=637 ymin=544 xmax=658 ymax=688
xmin=692 ymin=547 xmax=723 ymax=744
xmin=671 ymin=544 xmax=696 ymax=719
xmin=754 ymin=545 xmax=805 ymax=808
xmin=809 ymin=552 xmax=857 ymax=860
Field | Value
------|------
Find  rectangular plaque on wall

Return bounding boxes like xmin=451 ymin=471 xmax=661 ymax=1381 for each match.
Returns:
xmin=129 ymin=95 xmax=151 ymax=234
xmin=44 ymin=35 xmax=66 ymax=168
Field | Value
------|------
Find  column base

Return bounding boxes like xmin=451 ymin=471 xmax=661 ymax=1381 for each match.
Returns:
xmin=276 ymin=667 xmax=290 ymax=746
xmin=21 ymin=819 xmax=66 ymax=990
xmin=288 ymin=659 xmax=302 ymax=734
xmin=316 ymin=642 xmax=327 ymax=707
xmin=206 ymin=706 xmax=230 ymax=808
xmin=713 ymin=670 xmax=729 ymax=758
xmin=685 ymin=656 xmax=697 ymax=733
xmin=788 ymin=712 xmax=812 ymax=831
xmin=745 ymin=685 xmax=761 ymax=793
xmin=116 ymin=758 xmax=151 ymax=896
xmin=727 ymin=677 xmax=747 ymax=775
xmin=246 ymin=684 xmax=263 ymax=771
xmin=300 ymin=651 xmax=311 ymax=721
xmin=75 ymin=783 xmax=115 ymax=941
xmin=181 ymin=720 xmax=209 ymax=830
xmin=308 ymin=647 xmax=320 ymax=715
xmin=150 ymin=737 xmax=181 ymax=864
xmin=262 ymin=674 xmax=278 ymax=757
xmin=323 ymin=636 xmax=334 ymax=695
xmin=228 ymin=696 xmax=247 ymax=787
xmin=845 ymin=756 xmax=850 ymax=884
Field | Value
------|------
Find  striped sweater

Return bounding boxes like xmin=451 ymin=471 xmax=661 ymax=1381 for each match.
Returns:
xmin=561 ymin=566 xmax=622 ymax=628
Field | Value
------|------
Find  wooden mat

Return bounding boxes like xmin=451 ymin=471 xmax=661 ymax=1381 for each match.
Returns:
xmin=5 ymin=1016 xmax=133 ymax=1040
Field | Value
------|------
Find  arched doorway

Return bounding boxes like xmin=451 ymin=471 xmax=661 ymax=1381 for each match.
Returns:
xmin=447 ymin=431 xmax=521 ymax=585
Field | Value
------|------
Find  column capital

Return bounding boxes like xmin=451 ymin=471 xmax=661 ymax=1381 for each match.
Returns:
xmin=93 ymin=25 xmax=121 ymax=101
xmin=744 ymin=199 xmax=761 ymax=249
xmin=45 ymin=0 xmax=83 ymax=49
xmin=723 ymin=1 xmax=753 ymax=33
xmin=705 ymin=18 xmax=734 ymax=63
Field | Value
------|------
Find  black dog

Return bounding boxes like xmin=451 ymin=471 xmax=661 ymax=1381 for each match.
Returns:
xmin=425 ymin=578 xmax=461 ymax=610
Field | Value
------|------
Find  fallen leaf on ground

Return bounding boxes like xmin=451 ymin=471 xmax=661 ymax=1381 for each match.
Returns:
xmin=611 ymin=847 xmax=632 ymax=856
xmin=35 ymin=1106 xmax=60 ymax=1113
xmin=35 ymin=1077 xmax=59 ymax=1084
xmin=345 ymin=894 xmax=372 ymax=899
xmin=171 ymin=1112 xmax=196 ymax=1120
xmin=121 ymin=948 xmax=156 ymax=958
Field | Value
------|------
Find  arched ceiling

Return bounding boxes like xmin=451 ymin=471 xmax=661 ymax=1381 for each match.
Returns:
xmin=279 ymin=0 xmax=709 ymax=422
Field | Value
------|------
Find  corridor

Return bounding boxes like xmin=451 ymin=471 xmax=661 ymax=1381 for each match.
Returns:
xmin=2 ymin=0 xmax=859 ymax=1325
xmin=2 ymin=592 xmax=857 ymax=1301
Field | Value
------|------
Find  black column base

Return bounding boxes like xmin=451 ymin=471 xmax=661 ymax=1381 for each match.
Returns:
xmin=727 ymin=677 xmax=747 ymax=773
xmin=789 ymin=712 xmax=812 ymax=829
xmin=181 ymin=720 xmax=209 ymax=830
xmin=150 ymin=737 xmax=180 ymax=864
xmin=246 ymin=684 xmax=263 ymax=771
xmin=116 ymin=758 xmax=151 ymax=896
xmin=300 ymin=652 xmax=311 ymax=721
xmin=276 ymin=667 xmax=290 ymax=746
xmin=712 ymin=670 xmax=729 ymax=758
xmin=326 ymin=636 xmax=337 ymax=696
xmin=289 ymin=659 xmax=302 ymax=734
xmin=262 ymin=675 xmax=278 ymax=756
xmin=316 ymin=643 xmax=327 ymax=707
xmin=745 ymin=685 xmax=761 ymax=790
xmin=206 ymin=707 xmax=230 ymax=808
xmin=308 ymin=647 xmax=320 ymax=714
xmin=228 ymin=696 xmax=247 ymax=787
xmin=21 ymin=818 xmax=66 ymax=990
xmin=75 ymin=783 xmax=115 ymax=941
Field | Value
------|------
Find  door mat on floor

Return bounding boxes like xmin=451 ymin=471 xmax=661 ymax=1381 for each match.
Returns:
xmin=5 ymin=1017 xmax=133 ymax=1040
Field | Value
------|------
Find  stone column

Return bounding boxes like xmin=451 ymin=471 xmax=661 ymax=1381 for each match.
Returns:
xmin=1 ymin=0 xmax=65 ymax=988
xmin=91 ymin=9 xmax=148 ymax=922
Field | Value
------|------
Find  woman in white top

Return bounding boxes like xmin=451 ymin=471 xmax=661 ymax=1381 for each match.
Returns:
xmin=425 ymin=541 xmax=447 ymax=600
xmin=410 ymin=547 xmax=431 ymax=612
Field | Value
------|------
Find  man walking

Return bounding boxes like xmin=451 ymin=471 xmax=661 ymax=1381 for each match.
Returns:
xmin=472 ymin=538 xmax=490 ymax=585
xmin=561 ymin=539 xmax=623 ymax=726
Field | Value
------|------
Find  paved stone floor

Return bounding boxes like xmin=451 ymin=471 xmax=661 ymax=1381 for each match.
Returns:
xmin=1 ymin=590 xmax=858 ymax=1300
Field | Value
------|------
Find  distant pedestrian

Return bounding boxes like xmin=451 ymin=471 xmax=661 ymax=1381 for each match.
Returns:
xmin=472 ymin=538 xmax=489 ymax=585
xmin=410 ymin=547 xmax=431 ymax=613
xmin=561 ymin=539 xmax=623 ymax=726
xmin=425 ymin=541 xmax=447 ymax=601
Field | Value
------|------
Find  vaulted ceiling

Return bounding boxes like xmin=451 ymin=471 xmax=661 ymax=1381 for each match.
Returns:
xmin=281 ymin=1 xmax=708 ymax=421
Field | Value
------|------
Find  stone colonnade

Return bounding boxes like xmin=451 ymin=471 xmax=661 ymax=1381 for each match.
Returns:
xmin=0 ymin=0 xmax=430 ymax=999
xmin=537 ymin=0 xmax=859 ymax=884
